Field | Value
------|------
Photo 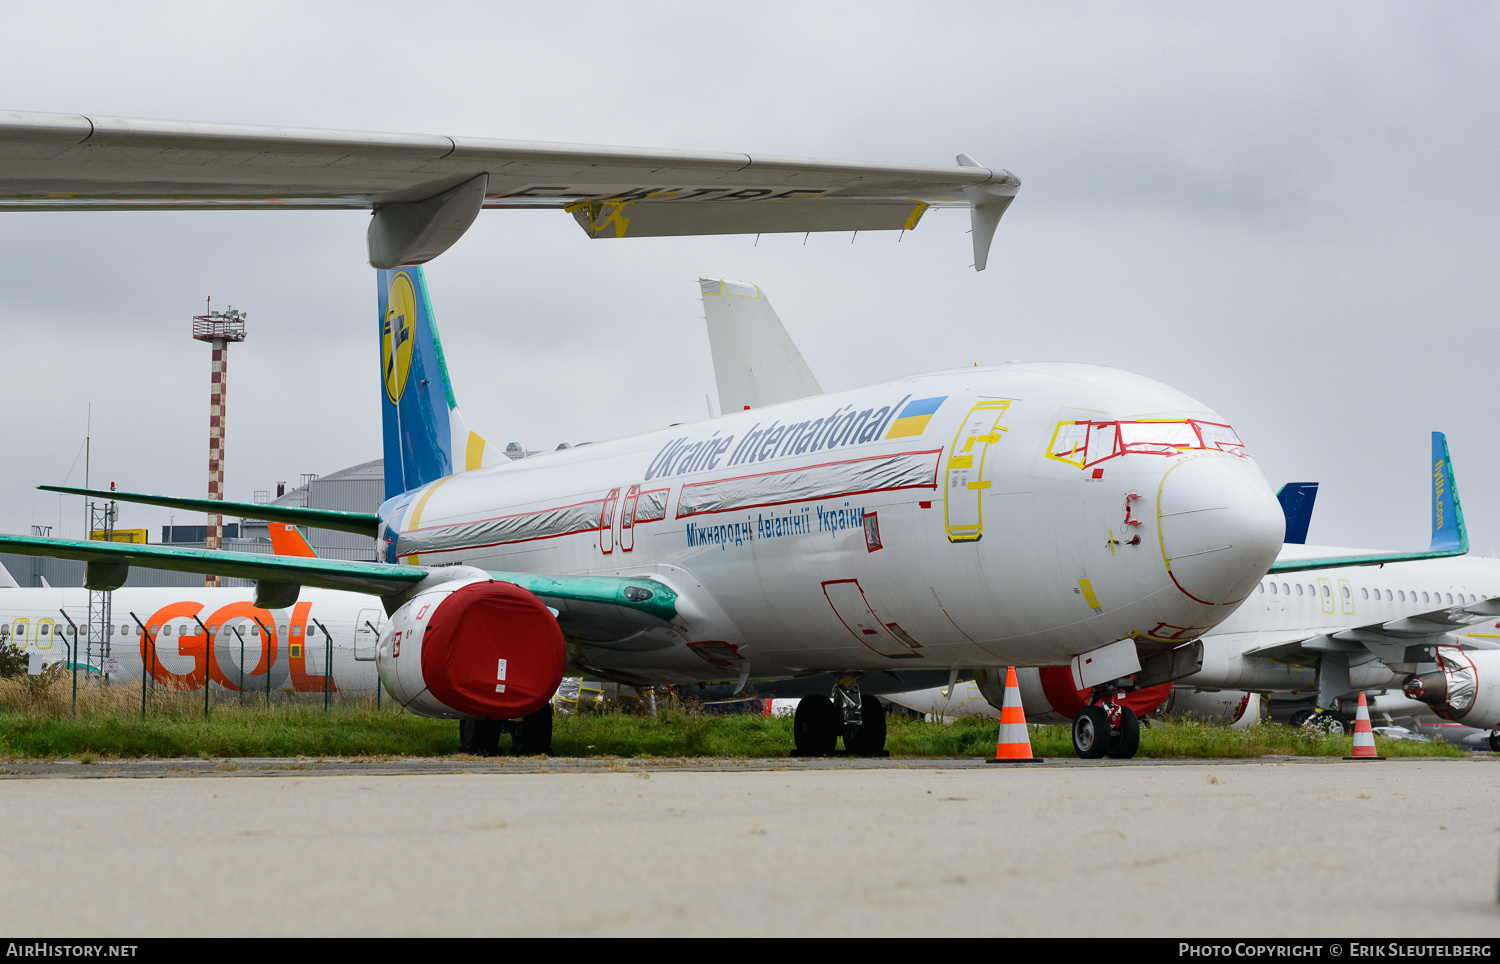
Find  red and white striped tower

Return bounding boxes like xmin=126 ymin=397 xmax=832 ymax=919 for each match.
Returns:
xmin=191 ymin=299 xmax=247 ymax=588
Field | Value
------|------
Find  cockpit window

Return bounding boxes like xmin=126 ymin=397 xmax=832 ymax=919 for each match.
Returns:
xmin=1046 ymin=419 xmax=1247 ymax=469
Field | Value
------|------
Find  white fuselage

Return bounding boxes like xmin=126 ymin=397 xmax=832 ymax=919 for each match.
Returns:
xmin=1186 ymin=553 xmax=1500 ymax=693
xmin=0 ymin=586 xmax=386 ymax=697
xmin=379 ymin=363 xmax=1285 ymax=685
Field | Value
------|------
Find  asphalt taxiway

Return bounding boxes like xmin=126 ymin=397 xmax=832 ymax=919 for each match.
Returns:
xmin=2 ymin=756 xmax=1497 ymax=936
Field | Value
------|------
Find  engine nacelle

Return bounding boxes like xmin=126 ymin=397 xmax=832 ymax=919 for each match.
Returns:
xmin=1402 ymin=646 xmax=1500 ymax=727
xmin=1158 ymin=687 xmax=1262 ymax=727
xmin=377 ymin=575 xmax=566 ymax=720
xmin=975 ymin=666 xmax=1173 ymax=725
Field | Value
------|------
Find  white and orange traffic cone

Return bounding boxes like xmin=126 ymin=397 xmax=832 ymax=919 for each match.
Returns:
xmin=987 ymin=666 xmax=1045 ymax=763
xmin=1344 ymin=691 xmax=1385 ymax=760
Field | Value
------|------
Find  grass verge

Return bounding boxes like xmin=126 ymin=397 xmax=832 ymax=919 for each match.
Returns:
xmin=0 ymin=698 xmax=1470 ymax=762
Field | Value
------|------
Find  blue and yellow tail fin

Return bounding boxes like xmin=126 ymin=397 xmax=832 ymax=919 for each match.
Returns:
xmin=1430 ymin=431 xmax=1466 ymax=552
xmin=377 ymin=267 xmax=489 ymax=500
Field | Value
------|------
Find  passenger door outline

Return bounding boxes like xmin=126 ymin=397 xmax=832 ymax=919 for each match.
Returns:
xmin=943 ymin=400 xmax=1011 ymax=543
xmin=619 ymin=484 xmax=640 ymax=552
xmin=598 ymin=488 xmax=620 ymax=554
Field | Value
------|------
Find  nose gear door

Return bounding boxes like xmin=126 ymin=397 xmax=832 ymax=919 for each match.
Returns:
xmin=943 ymin=400 xmax=1011 ymax=543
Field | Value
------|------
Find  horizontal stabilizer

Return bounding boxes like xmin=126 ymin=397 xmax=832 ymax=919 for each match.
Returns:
xmin=0 ymin=533 xmax=678 ymax=624
xmin=39 ymin=485 xmax=380 ymax=538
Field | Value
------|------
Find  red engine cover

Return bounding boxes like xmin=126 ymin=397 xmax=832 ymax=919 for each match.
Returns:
xmin=419 ymin=580 xmax=566 ymax=719
xmin=1037 ymin=666 xmax=1173 ymax=718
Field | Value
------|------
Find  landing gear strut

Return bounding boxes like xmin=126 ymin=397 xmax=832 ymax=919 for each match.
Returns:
xmin=1071 ymin=696 xmax=1140 ymax=760
xmin=792 ymin=678 xmax=887 ymax=756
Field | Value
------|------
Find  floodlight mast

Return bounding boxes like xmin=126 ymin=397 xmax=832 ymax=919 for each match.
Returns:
xmin=191 ymin=298 xmax=247 ymax=588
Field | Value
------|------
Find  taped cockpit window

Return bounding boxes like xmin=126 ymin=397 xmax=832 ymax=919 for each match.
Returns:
xmin=1045 ymin=419 xmax=1247 ymax=469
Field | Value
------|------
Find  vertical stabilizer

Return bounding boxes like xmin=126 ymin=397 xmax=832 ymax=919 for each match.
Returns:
xmin=698 ymin=279 xmax=822 ymax=413
xmin=377 ymin=267 xmax=490 ymax=500
xmin=1430 ymin=432 xmax=1465 ymax=552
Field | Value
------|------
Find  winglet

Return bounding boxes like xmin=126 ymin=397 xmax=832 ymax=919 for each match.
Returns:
xmin=1276 ymin=482 xmax=1319 ymax=545
xmin=957 ymin=153 xmax=1019 ymax=272
xmin=1431 ymin=431 xmax=1466 ymax=552
xmin=1267 ymin=432 xmax=1468 ymax=574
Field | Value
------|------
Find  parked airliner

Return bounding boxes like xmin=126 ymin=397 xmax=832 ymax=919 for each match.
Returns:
xmin=0 ymin=114 xmax=1451 ymax=757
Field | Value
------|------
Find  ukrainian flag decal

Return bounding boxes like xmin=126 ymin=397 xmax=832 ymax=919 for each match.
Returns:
xmin=886 ymin=396 xmax=948 ymax=439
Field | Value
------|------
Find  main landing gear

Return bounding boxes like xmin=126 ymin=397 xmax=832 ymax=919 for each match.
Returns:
xmin=1289 ymin=706 xmax=1348 ymax=735
xmin=459 ymin=703 xmax=555 ymax=757
xmin=1071 ymin=697 xmax=1140 ymax=760
xmin=793 ymin=677 xmax=887 ymax=757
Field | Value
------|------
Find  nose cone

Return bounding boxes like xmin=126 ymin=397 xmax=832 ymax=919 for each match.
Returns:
xmin=1157 ymin=456 xmax=1284 ymax=605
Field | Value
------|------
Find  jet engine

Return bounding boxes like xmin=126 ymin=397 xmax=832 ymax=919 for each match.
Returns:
xmin=377 ymin=574 xmax=566 ymax=720
xmin=1402 ymin=646 xmax=1500 ymax=727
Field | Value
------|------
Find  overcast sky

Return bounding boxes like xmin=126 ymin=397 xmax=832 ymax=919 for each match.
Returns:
xmin=1 ymin=1 xmax=1497 ymax=556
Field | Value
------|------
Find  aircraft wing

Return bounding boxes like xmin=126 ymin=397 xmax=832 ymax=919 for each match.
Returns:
xmin=1239 ymin=599 xmax=1500 ymax=669
xmin=0 ymin=111 xmax=1020 ymax=269
xmin=1268 ymin=432 xmax=1465 ymax=574
xmin=0 ymin=533 xmax=678 ymax=625
xmin=39 ymin=484 xmax=380 ymax=537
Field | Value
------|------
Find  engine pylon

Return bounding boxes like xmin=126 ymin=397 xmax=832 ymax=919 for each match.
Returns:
xmin=987 ymin=666 xmax=1045 ymax=764
xmin=1344 ymin=691 xmax=1385 ymax=761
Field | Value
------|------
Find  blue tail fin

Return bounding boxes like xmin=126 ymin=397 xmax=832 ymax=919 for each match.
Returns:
xmin=1275 ymin=482 xmax=1319 ymax=545
xmin=1431 ymin=431 xmax=1466 ymax=552
xmin=377 ymin=267 xmax=489 ymax=500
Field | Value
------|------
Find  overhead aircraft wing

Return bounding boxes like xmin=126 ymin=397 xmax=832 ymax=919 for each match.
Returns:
xmin=0 ymin=533 xmax=678 ymax=626
xmin=1267 ymin=432 xmax=1466 ymax=574
xmin=0 ymin=111 xmax=1020 ymax=269
xmin=39 ymin=484 xmax=380 ymax=537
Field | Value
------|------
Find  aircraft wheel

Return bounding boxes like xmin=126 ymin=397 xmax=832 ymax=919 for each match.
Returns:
xmin=1302 ymin=708 xmax=1348 ymax=735
xmin=1072 ymin=705 xmax=1111 ymax=759
xmin=1107 ymin=706 xmax=1141 ymax=759
xmin=514 ymin=703 xmax=554 ymax=756
xmin=459 ymin=718 xmax=502 ymax=756
xmin=1288 ymin=708 xmax=1314 ymax=728
xmin=793 ymin=694 xmax=839 ymax=756
xmin=1488 ymin=732 xmax=1499 ymax=753
xmin=844 ymin=693 xmax=887 ymax=756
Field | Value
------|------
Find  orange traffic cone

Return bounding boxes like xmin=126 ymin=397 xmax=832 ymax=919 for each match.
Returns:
xmin=1344 ymin=691 xmax=1385 ymax=760
xmin=987 ymin=667 xmax=1045 ymax=763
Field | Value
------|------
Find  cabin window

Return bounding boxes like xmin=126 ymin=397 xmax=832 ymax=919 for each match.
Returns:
xmin=1296 ymin=584 xmax=1304 ymax=596
xmin=1421 ymin=592 xmax=1429 ymax=603
xmin=292 ymin=625 xmax=302 ymax=637
xmin=1322 ymin=585 xmax=1332 ymax=599
xmin=1398 ymin=591 xmax=1405 ymax=602
xmin=1341 ymin=586 xmax=1351 ymax=601
xmin=1258 ymin=583 xmax=1265 ymax=594
xmin=1361 ymin=588 xmax=1369 ymax=600
xmin=162 ymin=625 xmax=171 ymax=636
xmin=1282 ymin=583 xmax=1290 ymax=595
xmin=251 ymin=624 xmax=259 ymax=635
xmin=1269 ymin=583 xmax=1277 ymax=594
xmin=1445 ymin=593 xmax=1453 ymax=604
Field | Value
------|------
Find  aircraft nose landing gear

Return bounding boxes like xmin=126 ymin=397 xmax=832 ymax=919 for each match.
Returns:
xmin=1071 ymin=697 xmax=1140 ymax=760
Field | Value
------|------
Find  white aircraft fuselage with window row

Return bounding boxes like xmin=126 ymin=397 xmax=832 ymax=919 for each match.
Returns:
xmin=373 ymin=361 xmax=1285 ymax=686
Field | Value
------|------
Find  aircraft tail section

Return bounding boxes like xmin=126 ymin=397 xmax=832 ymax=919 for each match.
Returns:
xmin=1275 ymin=483 xmax=1319 ymax=545
xmin=699 ymin=278 xmax=822 ymax=413
xmin=377 ymin=266 xmax=489 ymax=500
xmin=1431 ymin=431 xmax=1464 ymax=552
xmin=267 ymin=523 xmax=319 ymax=558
